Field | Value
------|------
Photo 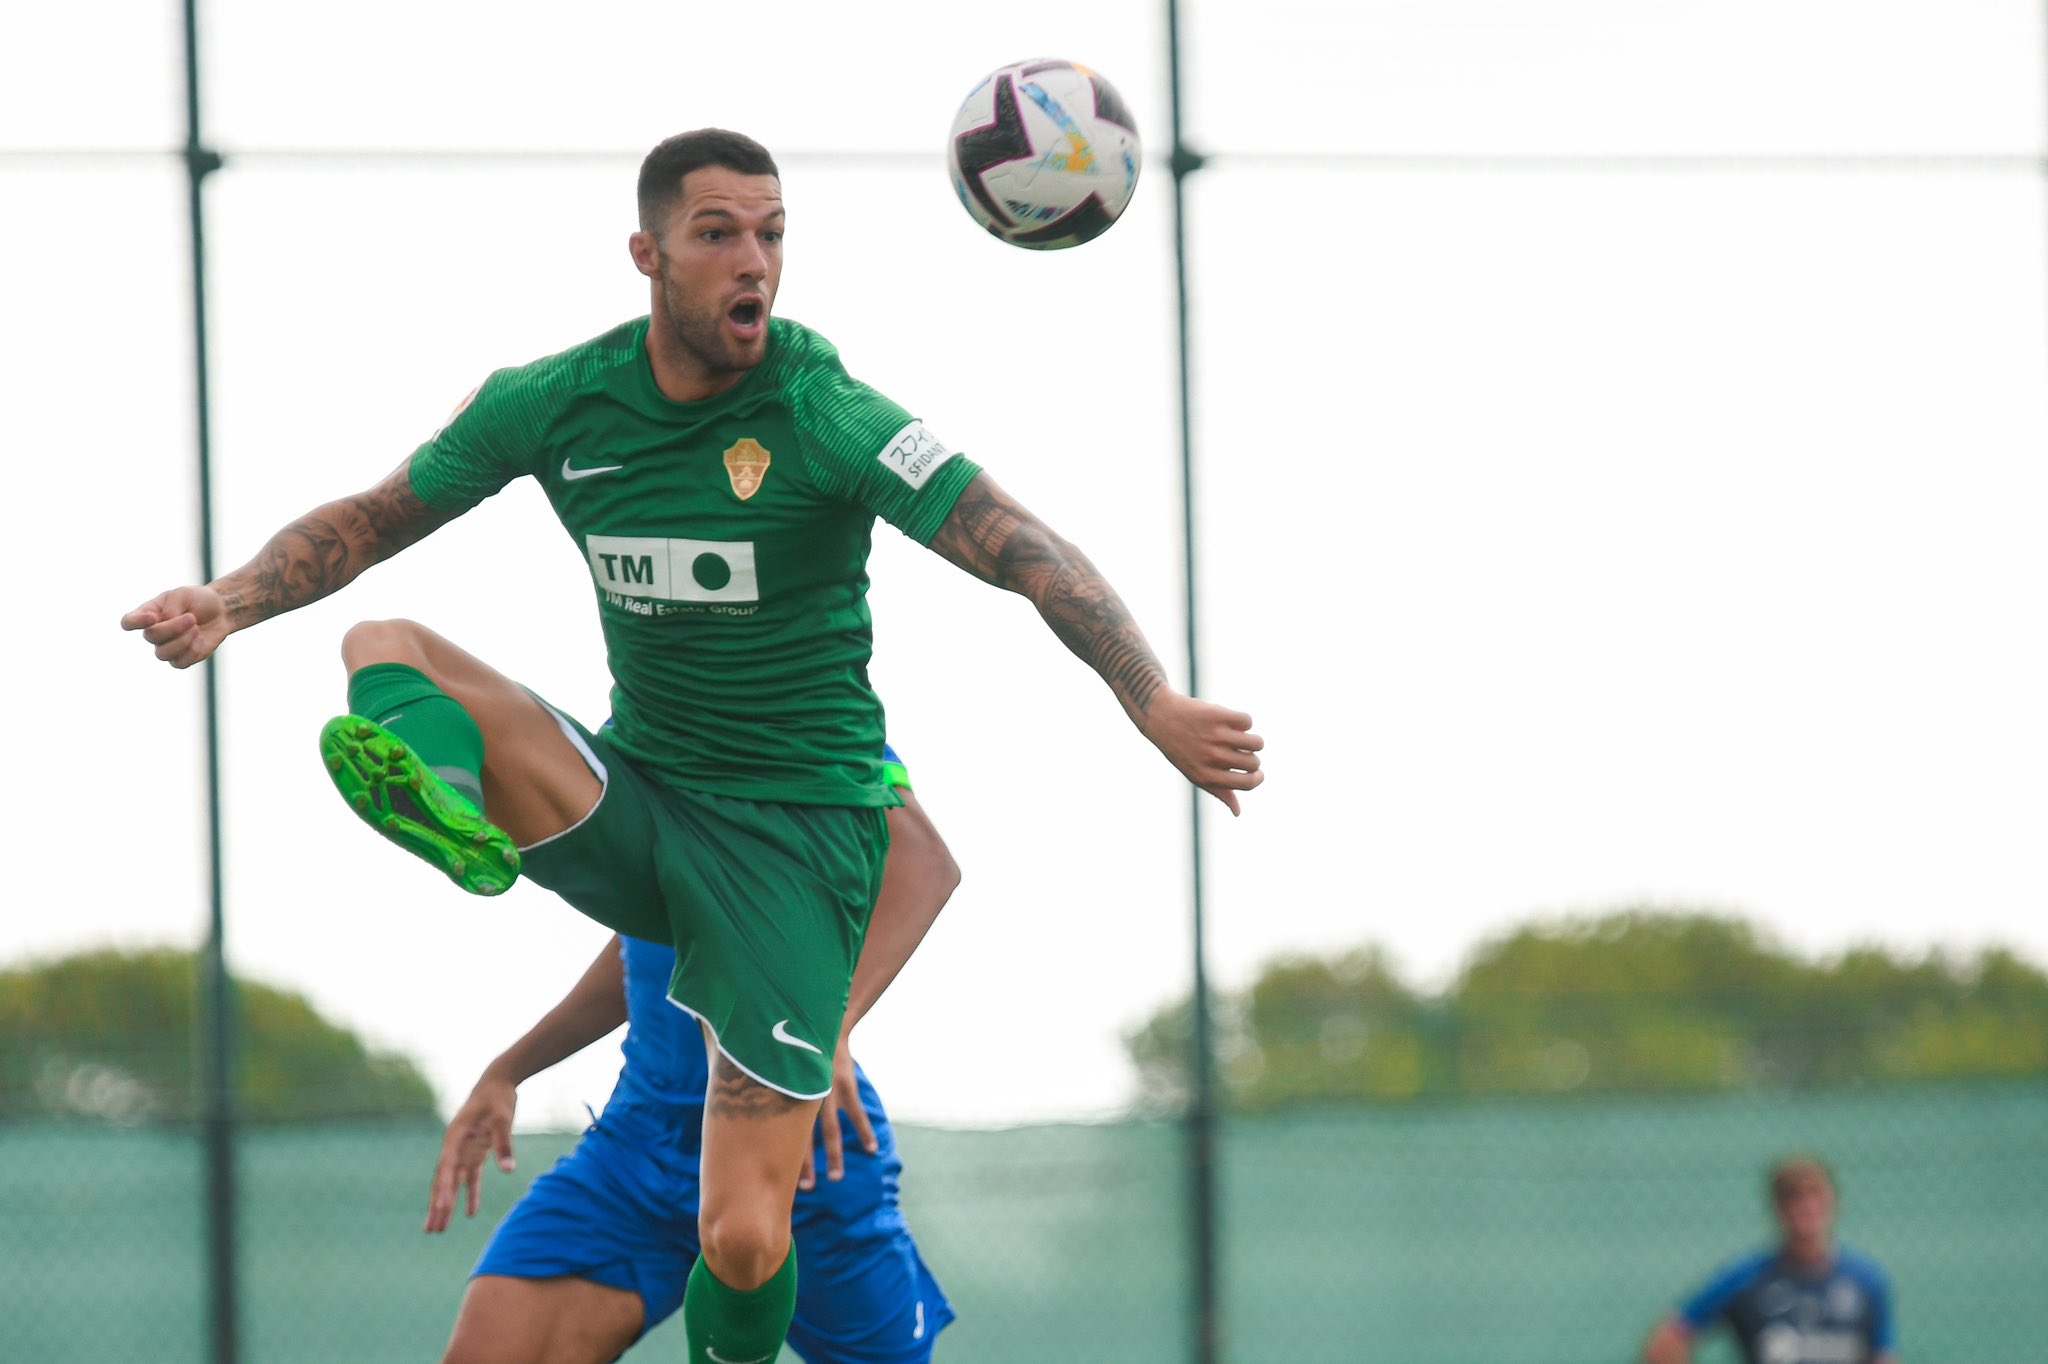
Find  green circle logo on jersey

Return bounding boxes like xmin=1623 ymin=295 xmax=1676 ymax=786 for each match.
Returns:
xmin=692 ymin=553 xmax=733 ymax=591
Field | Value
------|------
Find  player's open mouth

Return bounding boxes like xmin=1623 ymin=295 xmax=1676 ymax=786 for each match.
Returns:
xmin=728 ymin=298 xmax=765 ymax=339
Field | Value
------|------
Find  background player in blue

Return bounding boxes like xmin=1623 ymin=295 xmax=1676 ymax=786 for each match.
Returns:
xmin=424 ymin=749 xmax=957 ymax=1364
xmin=1641 ymin=1155 xmax=1897 ymax=1364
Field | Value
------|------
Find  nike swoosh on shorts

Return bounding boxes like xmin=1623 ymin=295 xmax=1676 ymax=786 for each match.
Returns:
xmin=771 ymin=1019 xmax=823 ymax=1055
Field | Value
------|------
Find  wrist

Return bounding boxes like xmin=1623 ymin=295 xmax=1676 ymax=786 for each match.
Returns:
xmin=480 ymin=1054 xmax=526 ymax=1088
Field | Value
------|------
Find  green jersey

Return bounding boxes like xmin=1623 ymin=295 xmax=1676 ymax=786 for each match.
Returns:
xmin=406 ymin=316 xmax=981 ymax=806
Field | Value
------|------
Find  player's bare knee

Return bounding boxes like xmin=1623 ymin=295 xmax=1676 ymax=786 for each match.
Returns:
xmin=697 ymin=1211 xmax=790 ymax=1292
xmin=339 ymin=617 xmax=436 ymax=673
xmin=894 ymin=810 xmax=962 ymax=900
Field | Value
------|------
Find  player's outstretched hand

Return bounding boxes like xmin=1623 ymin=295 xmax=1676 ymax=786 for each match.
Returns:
xmin=1140 ymin=691 xmax=1264 ymax=816
xmin=800 ymin=1038 xmax=876 ymax=1191
xmin=120 ymin=585 xmax=232 ymax=669
xmin=425 ymin=1072 xmax=518 ymax=1233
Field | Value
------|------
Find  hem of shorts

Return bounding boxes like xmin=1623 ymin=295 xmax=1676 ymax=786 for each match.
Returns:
xmin=664 ymin=996 xmax=830 ymax=1102
xmin=517 ymin=698 xmax=613 ymax=854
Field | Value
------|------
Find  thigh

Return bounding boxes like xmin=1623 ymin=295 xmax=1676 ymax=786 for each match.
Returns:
xmin=515 ymin=722 xmax=671 ymax=944
xmin=442 ymin=1274 xmax=642 ymax=1364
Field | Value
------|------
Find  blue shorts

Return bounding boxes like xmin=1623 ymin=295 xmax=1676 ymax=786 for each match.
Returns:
xmin=472 ymin=1109 xmax=953 ymax=1363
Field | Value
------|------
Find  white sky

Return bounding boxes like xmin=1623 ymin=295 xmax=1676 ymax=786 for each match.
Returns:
xmin=5 ymin=0 xmax=2046 ymax=1127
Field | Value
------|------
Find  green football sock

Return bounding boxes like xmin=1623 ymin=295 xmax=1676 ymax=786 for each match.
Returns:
xmin=684 ymin=1247 xmax=797 ymax=1364
xmin=344 ymin=663 xmax=486 ymax=811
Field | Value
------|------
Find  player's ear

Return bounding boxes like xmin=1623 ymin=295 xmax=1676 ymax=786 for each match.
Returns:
xmin=628 ymin=230 xmax=660 ymax=279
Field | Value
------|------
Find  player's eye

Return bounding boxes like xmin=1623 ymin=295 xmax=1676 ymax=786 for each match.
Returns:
xmin=761 ymin=231 xmax=782 ymax=246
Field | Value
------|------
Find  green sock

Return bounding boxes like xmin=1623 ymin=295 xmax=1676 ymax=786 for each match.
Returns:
xmin=684 ymin=1247 xmax=797 ymax=1364
xmin=344 ymin=662 xmax=487 ymax=811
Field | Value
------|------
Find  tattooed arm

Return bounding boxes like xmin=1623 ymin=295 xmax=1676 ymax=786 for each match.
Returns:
xmin=926 ymin=471 xmax=1265 ymax=813
xmin=121 ymin=460 xmax=460 ymax=669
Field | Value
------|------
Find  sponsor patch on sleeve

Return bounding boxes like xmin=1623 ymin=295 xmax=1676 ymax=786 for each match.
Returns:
xmin=876 ymin=420 xmax=959 ymax=491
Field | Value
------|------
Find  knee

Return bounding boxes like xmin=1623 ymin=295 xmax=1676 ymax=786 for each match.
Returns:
xmin=904 ymin=822 xmax=962 ymax=903
xmin=697 ymin=1208 xmax=791 ymax=1292
xmin=932 ymin=843 xmax=962 ymax=902
xmin=340 ymin=617 xmax=434 ymax=671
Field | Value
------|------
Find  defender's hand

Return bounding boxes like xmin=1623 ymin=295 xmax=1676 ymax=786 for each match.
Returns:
xmin=1140 ymin=692 xmax=1264 ymax=816
xmin=425 ymin=1074 xmax=518 ymax=1233
xmin=799 ymin=1040 xmax=875 ymax=1190
xmin=121 ymin=585 xmax=232 ymax=670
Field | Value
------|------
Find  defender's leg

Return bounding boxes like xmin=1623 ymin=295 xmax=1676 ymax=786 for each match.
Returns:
xmin=441 ymin=1275 xmax=642 ymax=1364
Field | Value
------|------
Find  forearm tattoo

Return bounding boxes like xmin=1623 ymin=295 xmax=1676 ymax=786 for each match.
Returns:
xmin=218 ymin=467 xmax=451 ymax=628
xmin=932 ymin=474 xmax=1166 ymax=716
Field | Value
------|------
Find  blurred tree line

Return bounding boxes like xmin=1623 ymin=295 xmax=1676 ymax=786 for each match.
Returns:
xmin=0 ymin=947 xmax=435 ymax=1123
xmin=1126 ymin=910 xmax=2048 ymax=1111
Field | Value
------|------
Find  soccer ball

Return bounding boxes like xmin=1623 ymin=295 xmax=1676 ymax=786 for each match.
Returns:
xmin=946 ymin=58 xmax=1142 ymax=250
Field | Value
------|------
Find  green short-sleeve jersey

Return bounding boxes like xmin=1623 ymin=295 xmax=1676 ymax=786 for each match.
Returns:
xmin=406 ymin=316 xmax=982 ymax=806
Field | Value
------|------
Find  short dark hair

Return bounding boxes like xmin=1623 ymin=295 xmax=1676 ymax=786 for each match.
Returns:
xmin=637 ymin=129 xmax=780 ymax=233
xmin=1769 ymin=1154 xmax=1834 ymax=1205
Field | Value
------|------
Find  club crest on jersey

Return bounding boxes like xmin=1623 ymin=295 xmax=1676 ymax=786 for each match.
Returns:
xmin=723 ymin=438 xmax=772 ymax=501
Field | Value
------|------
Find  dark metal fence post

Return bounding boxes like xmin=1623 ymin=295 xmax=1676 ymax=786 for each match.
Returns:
xmin=180 ymin=1 xmax=237 ymax=1360
xmin=1163 ymin=3 xmax=1219 ymax=1361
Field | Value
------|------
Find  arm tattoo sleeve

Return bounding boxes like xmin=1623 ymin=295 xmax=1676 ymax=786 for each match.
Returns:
xmin=929 ymin=473 xmax=1167 ymax=717
xmin=216 ymin=464 xmax=457 ymax=629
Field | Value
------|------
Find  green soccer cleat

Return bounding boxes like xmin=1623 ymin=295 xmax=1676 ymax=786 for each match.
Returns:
xmin=318 ymin=715 xmax=521 ymax=897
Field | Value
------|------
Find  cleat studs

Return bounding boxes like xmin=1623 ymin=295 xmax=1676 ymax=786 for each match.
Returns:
xmin=388 ymin=744 xmax=407 ymax=760
xmin=351 ymin=793 xmax=370 ymax=812
xmin=326 ymin=754 xmax=343 ymax=772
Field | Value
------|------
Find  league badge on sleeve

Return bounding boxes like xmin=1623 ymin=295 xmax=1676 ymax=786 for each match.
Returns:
xmin=876 ymin=421 xmax=958 ymax=491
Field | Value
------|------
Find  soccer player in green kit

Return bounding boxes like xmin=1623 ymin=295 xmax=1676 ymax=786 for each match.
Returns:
xmin=124 ymin=128 xmax=1263 ymax=1364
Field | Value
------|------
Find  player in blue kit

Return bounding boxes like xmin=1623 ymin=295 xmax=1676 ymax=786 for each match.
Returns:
xmin=424 ymin=749 xmax=957 ymax=1364
xmin=1641 ymin=1155 xmax=1897 ymax=1364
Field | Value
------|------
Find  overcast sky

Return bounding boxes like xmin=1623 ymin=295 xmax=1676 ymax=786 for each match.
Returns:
xmin=6 ymin=0 xmax=2046 ymax=1126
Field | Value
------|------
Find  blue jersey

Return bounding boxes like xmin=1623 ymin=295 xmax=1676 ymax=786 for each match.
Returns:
xmin=1679 ymin=1247 xmax=1895 ymax=1364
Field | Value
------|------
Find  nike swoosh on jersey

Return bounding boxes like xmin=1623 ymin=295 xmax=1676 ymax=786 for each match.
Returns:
xmin=705 ymin=1350 xmax=775 ymax=1364
xmin=561 ymin=458 xmax=624 ymax=480
xmin=770 ymin=1019 xmax=823 ymax=1055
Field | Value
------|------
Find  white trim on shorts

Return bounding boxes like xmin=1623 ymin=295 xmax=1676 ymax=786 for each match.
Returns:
xmin=664 ymin=997 xmax=832 ymax=1102
xmin=515 ymin=696 xmax=612 ymax=855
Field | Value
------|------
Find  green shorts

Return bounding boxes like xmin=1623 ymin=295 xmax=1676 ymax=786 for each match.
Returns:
xmin=519 ymin=711 xmax=891 ymax=1099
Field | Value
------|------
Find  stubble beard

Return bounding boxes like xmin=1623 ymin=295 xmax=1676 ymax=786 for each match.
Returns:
xmin=659 ymin=266 xmax=756 ymax=380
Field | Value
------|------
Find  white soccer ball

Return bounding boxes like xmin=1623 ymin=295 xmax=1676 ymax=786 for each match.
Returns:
xmin=946 ymin=58 xmax=1142 ymax=250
